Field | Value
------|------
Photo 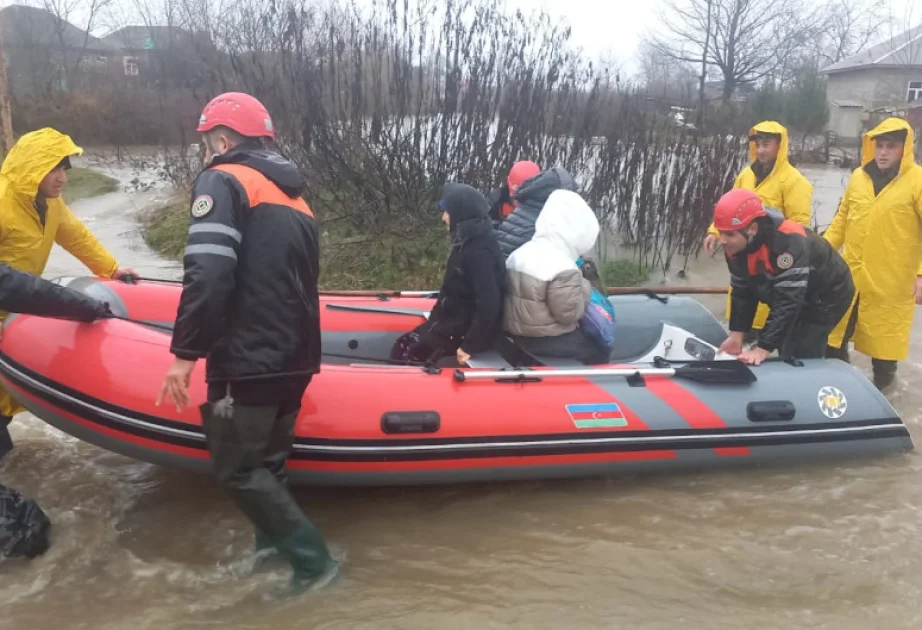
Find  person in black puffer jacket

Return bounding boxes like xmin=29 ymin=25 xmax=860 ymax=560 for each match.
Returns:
xmin=392 ymin=182 xmax=505 ymax=366
xmin=0 ymin=264 xmax=111 ymax=461
xmin=0 ymin=263 xmax=111 ymax=561
xmin=494 ymin=166 xmax=576 ymax=261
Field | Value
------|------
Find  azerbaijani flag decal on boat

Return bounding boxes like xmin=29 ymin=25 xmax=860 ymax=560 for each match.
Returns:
xmin=565 ymin=403 xmax=628 ymax=429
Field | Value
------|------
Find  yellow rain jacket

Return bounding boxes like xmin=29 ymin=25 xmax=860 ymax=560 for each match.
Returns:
xmin=707 ymin=121 xmax=815 ymax=330
xmin=0 ymin=128 xmax=120 ymax=416
xmin=825 ymin=117 xmax=922 ymax=362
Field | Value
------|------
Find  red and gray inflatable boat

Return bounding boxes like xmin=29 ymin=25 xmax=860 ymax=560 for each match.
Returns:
xmin=0 ymin=276 xmax=912 ymax=486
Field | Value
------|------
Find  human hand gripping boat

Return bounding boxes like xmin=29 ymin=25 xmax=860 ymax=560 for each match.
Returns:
xmin=0 ymin=276 xmax=911 ymax=486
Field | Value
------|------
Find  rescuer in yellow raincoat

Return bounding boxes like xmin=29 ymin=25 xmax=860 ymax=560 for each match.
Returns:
xmin=0 ymin=128 xmax=135 ymax=420
xmin=824 ymin=117 xmax=922 ymax=390
xmin=704 ymin=121 xmax=815 ymax=338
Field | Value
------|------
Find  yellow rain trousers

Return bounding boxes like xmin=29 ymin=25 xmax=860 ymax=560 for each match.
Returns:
xmin=0 ymin=128 xmax=120 ymax=416
xmin=825 ymin=117 xmax=922 ymax=362
xmin=707 ymin=121 xmax=815 ymax=330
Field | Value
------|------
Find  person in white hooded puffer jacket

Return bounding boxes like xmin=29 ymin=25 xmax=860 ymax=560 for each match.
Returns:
xmin=503 ymin=188 xmax=609 ymax=364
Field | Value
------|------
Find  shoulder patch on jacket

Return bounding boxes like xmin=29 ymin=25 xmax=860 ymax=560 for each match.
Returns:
xmin=777 ymin=252 xmax=793 ymax=269
xmin=190 ymin=194 xmax=214 ymax=218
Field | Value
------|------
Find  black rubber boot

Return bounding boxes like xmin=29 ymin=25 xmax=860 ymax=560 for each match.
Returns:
xmin=872 ymin=359 xmax=897 ymax=391
xmin=0 ymin=415 xmax=13 ymax=462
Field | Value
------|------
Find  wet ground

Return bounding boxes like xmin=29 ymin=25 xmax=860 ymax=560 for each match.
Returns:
xmin=1 ymin=164 xmax=920 ymax=630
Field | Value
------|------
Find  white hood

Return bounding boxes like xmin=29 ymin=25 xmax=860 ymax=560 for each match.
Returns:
xmin=531 ymin=189 xmax=600 ymax=260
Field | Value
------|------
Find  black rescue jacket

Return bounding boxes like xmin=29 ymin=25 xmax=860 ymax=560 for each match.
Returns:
xmin=170 ymin=148 xmax=321 ymax=382
xmin=422 ymin=183 xmax=505 ymax=355
xmin=493 ymin=167 xmax=575 ymax=260
xmin=727 ymin=208 xmax=854 ymax=353
xmin=0 ymin=263 xmax=107 ymax=321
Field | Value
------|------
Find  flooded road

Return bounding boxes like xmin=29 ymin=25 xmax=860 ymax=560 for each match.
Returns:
xmin=2 ymin=164 xmax=921 ymax=630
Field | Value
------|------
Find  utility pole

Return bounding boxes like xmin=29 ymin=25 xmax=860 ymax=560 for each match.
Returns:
xmin=0 ymin=25 xmax=14 ymax=156
xmin=696 ymin=0 xmax=712 ymax=132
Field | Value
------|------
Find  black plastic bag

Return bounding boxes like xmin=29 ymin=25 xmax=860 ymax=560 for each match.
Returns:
xmin=0 ymin=484 xmax=51 ymax=558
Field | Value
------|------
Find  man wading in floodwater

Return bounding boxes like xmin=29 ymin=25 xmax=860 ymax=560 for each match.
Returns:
xmin=0 ymin=128 xmax=135 ymax=452
xmin=703 ymin=121 xmax=814 ymax=344
xmin=713 ymin=189 xmax=854 ymax=365
xmin=823 ymin=118 xmax=922 ymax=390
xmin=156 ymin=92 xmax=339 ymax=597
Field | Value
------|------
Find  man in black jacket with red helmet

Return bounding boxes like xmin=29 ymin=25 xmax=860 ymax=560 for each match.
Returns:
xmin=713 ymin=189 xmax=854 ymax=366
xmin=156 ymin=92 xmax=338 ymax=596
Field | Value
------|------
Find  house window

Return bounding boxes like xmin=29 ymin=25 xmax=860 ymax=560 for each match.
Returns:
xmin=909 ymin=81 xmax=922 ymax=102
xmin=123 ymin=56 xmax=139 ymax=76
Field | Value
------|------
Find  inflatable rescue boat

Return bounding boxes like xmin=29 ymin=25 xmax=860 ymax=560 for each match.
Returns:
xmin=0 ymin=277 xmax=912 ymax=486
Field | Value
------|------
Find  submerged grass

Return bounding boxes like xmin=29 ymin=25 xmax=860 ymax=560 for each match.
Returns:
xmin=141 ymin=198 xmax=190 ymax=260
xmin=63 ymin=167 xmax=119 ymax=204
xmin=601 ymin=260 xmax=650 ymax=287
xmin=141 ymin=197 xmax=451 ymax=290
xmin=142 ymin=196 xmax=650 ymax=290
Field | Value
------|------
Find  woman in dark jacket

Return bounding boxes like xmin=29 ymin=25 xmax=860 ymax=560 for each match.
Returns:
xmin=392 ymin=183 xmax=505 ymax=366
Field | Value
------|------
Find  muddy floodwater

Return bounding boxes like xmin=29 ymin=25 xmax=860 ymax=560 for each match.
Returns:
xmin=1 ymin=163 xmax=921 ymax=630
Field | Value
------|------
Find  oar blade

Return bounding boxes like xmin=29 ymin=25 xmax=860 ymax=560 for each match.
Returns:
xmin=673 ymin=360 xmax=756 ymax=385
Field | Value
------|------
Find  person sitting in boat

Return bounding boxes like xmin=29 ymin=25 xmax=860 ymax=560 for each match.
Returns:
xmin=391 ymin=182 xmax=505 ymax=366
xmin=0 ymin=262 xmax=112 ymax=461
xmin=0 ymin=127 xmax=135 ymax=450
xmin=713 ymin=189 xmax=854 ymax=366
xmin=503 ymin=189 xmax=611 ymax=365
xmin=487 ymin=160 xmax=540 ymax=225
xmin=494 ymin=166 xmax=576 ymax=261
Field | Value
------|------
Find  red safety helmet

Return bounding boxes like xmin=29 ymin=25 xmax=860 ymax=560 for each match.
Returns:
xmin=507 ymin=160 xmax=540 ymax=192
xmin=713 ymin=188 xmax=766 ymax=231
xmin=197 ymin=92 xmax=275 ymax=140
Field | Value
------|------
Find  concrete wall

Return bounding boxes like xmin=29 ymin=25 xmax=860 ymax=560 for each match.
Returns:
xmin=828 ymin=105 xmax=863 ymax=142
xmin=826 ymin=67 xmax=922 ymax=109
xmin=825 ymin=67 xmax=922 ymax=141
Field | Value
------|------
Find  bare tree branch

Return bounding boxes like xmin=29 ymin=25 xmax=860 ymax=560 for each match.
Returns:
xmin=652 ymin=0 xmax=822 ymax=102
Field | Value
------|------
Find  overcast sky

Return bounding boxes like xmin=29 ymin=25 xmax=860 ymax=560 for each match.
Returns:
xmin=1 ymin=0 xmax=919 ymax=76
xmin=502 ymin=0 xmax=921 ymax=75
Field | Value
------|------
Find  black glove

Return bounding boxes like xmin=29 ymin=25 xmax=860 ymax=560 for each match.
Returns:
xmin=580 ymin=258 xmax=601 ymax=283
xmin=488 ymin=185 xmax=510 ymax=222
xmin=94 ymin=301 xmax=114 ymax=320
xmin=74 ymin=299 xmax=113 ymax=323
xmin=498 ymin=183 xmax=511 ymax=204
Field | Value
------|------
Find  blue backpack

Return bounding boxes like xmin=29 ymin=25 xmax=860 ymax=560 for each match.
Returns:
xmin=576 ymin=258 xmax=616 ymax=349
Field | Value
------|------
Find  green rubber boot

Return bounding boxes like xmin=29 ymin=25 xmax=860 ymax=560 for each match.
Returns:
xmin=273 ymin=524 xmax=340 ymax=597
xmin=251 ymin=528 xmax=284 ymax=573
xmin=255 ymin=528 xmax=275 ymax=553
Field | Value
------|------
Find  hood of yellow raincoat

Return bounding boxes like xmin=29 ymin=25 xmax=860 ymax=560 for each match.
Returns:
xmin=861 ymin=117 xmax=916 ymax=174
xmin=747 ymin=121 xmax=791 ymax=173
xmin=0 ymin=128 xmax=83 ymax=200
